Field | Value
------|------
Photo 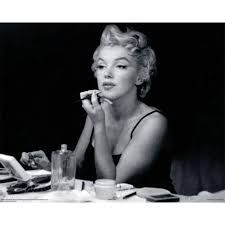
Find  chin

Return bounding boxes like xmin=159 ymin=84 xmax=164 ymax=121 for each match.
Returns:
xmin=101 ymin=91 xmax=117 ymax=100
xmin=102 ymin=93 xmax=116 ymax=100
xmin=104 ymin=92 xmax=129 ymax=103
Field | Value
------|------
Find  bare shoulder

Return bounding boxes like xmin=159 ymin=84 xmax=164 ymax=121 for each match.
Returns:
xmin=145 ymin=111 xmax=168 ymax=130
xmin=132 ymin=104 xmax=168 ymax=137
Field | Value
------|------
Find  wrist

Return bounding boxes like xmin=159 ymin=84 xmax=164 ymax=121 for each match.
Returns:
xmin=94 ymin=122 xmax=105 ymax=134
xmin=92 ymin=113 xmax=105 ymax=126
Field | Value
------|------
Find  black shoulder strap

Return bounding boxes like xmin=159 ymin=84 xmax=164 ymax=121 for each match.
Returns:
xmin=90 ymin=128 xmax=94 ymax=139
xmin=130 ymin=110 xmax=162 ymax=139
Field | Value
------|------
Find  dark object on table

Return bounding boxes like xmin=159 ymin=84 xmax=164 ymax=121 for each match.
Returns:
xmin=0 ymin=177 xmax=17 ymax=183
xmin=145 ymin=193 xmax=180 ymax=202
xmin=122 ymin=191 xmax=137 ymax=199
xmin=7 ymin=175 xmax=51 ymax=194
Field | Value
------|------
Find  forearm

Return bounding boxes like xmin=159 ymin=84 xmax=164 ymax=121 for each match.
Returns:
xmin=94 ymin=123 xmax=116 ymax=179
xmin=73 ymin=116 xmax=93 ymax=168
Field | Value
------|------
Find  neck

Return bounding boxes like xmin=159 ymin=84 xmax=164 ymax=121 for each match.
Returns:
xmin=105 ymin=89 xmax=141 ymax=121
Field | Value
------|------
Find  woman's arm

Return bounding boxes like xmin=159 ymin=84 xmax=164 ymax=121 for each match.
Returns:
xmin=115 ymin=112 xmax=168 ymax=184
xmin=94 ymin=122 xmax=115 ymax=179
xmin=80 ymin=90 xmax=116 ymax=179
xmin=74 ymin=115 xmax=93 ymax=168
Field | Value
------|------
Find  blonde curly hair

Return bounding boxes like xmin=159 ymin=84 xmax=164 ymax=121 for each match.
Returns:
xmin=92 ymin=25 xmax=157 ymax=98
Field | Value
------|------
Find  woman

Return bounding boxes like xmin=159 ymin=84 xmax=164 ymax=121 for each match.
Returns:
xmin=21 ymin=25 xmax=175 ymax=192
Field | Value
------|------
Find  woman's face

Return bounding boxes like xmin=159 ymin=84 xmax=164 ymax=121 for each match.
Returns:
xmin=94 ymin=46 xmax=139 ymax=101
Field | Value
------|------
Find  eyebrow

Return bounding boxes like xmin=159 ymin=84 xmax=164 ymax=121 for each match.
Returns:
xmin=97 ymin=58 xmax=105 ymax=63
xmin=97 ymin=57 xmax=130 ymax=63
xmin=115 ymin=57 xmax=130 ymax=63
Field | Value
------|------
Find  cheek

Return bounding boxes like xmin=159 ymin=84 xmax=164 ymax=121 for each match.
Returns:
xmin=96 ymin=75 xmax=103 ymax=88
xmin=120 ymin=72 xmax=137 ymax=86
xmin=95 ymin=70 xmax=105 ymax=78
xmin=96 ymin=77 xmax=101 ymax=86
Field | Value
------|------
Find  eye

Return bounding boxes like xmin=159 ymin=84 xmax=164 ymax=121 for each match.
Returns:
xmin=96 ymin=64 xmax=105 ymax=70
xmin=117 ymin=65 xmax=128 ymax=69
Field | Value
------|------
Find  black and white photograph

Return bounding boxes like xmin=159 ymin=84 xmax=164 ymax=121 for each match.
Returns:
xmin=0 ymin=23 xmax=224 ymax=204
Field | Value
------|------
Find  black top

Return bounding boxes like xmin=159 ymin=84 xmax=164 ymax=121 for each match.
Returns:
xmin=76 ymin=110 xmax=175 ymax=193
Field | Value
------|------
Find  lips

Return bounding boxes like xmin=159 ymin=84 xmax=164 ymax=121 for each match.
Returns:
xmin=102 ymin=82 xmax=115 ymax=90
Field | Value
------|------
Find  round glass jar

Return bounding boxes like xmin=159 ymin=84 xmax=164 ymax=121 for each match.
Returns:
xmin=94 ymin=179 xmax=116 ymax=200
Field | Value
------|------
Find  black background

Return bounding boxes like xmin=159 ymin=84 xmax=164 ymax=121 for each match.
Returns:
xmin=0 ymin=23 xmax=224 ymax=195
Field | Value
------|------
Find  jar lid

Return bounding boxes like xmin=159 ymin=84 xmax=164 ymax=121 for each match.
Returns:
xmin=95 ymin=179 xmax=116 ymax=186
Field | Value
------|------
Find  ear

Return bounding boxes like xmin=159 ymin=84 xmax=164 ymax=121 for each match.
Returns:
xmin=135 ymin=76 xmax=144 ymax=85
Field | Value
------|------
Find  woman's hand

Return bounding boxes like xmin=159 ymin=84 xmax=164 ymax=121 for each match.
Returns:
xmin=80 ymin=90 xmax=105 ymax=125
xmin=20 ymin=150 xmax=51 ymax=171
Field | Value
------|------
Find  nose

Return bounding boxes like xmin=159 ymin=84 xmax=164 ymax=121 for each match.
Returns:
xmin=104 ymin=67 xmax=113 ymax=78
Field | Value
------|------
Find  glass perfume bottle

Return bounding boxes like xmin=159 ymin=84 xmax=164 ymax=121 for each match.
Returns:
xmin=51 ymin=144 xmax=76 ymax=191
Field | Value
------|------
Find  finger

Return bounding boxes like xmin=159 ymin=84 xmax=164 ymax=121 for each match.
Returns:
xmin=34 ymin=157 xmax=41 ymax=164
xmin=91 ymin=91 xmax=100 ymax=108
xmin=20 ymin=152 xmax=28 ymax=162
xmin=32 ymin=158 xmax=43 ymax=169
xmin=95 ymin=90 xmax=101 ymax=95
xmin=102 ymin=97 xmax=113 ymax=105
xmin=82 ymin=95 xmax=95 ymax=111
xmin=30 ymin=150 xmax=46 ymax=158
xmin=20 ymin=152 xmax=29 ymax=164
xmin=30 ymin=160 xmax=38 ymax=169
xmin=80 ymin=90 xmax=97 ymax=99
xmin=27 ymin=159 xmax=35 ymax=168
xmin=30 ymin=164 xmax=38 ymax=169
xmin=99 ymin=97 xmax=104 ymax=104
xmin=97 ymin=92 xmax=112 ymax=104
xmin=97 ymin=91 xmax=104 ymax=98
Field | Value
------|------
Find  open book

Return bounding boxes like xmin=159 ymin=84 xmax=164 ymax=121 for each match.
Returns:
xmin=0 ymin=153 xmax=50 ymax=181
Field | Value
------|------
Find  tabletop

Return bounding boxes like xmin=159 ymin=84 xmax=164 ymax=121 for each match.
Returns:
xmin=0 ymin=179 xmax=145 ymax=202
xmin=1 ymin=170 xmax=225 ymax=202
